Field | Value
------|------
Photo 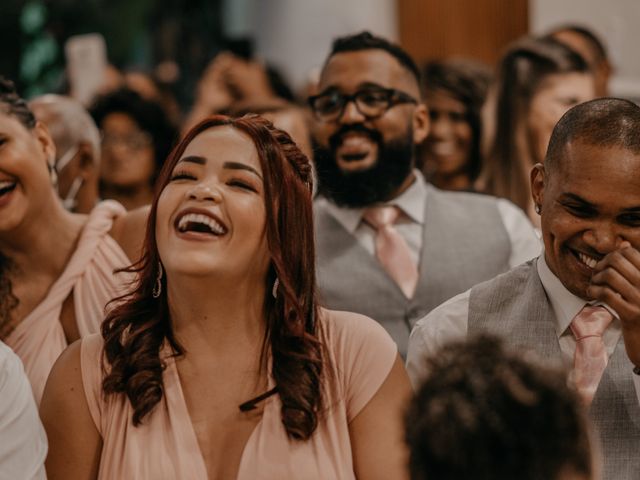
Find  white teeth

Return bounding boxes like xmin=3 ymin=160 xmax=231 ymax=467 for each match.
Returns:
xmin=177 ymin=213 xmax=225 ymax=235
xmin=578 ymin=252 xmax=598 ymax=269
xmin=0 ymin=181 xmax=16 ymax=189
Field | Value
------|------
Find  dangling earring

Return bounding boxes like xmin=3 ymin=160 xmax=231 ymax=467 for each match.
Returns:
xmin=152 ymin=262 xmax=163 ymax=298
xmin=534 ymin=204 xmax=542 ymax=215
xmin=272 ymin=277 xmax=279 ymax=299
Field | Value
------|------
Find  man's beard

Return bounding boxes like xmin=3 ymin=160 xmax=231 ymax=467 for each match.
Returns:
xmin=313 ymin=124 xmax=415 ymax=208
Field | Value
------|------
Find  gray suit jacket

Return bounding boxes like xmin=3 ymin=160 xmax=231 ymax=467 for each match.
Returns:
xmin=315 ymin=184 xmax=512 ymax=356
xmin=469 ymin=260 xmax=640 ymax=480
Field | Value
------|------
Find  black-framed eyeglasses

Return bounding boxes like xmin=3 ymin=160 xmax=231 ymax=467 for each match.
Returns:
xmin=308 ymin=87 xmax=418 ymax=122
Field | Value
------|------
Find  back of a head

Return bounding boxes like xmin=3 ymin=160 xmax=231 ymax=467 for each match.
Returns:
xmin=405 ymin=335 xmax=594 ymax=480
xmin=546 ymin=24 xmax=609 ymax=68
xmin=326 ymin=31 xmax=421 ymax=87
xmin=29 ymin=94 xmax=101 ymax=167
xmin=546 ymin=97 xmax=640 ymax=173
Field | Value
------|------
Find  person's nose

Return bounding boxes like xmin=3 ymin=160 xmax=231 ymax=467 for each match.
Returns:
xmin=583 ymin=222 xmax=622 ymax=255
xmin=339 ymin=99 xmax=367 ymax=125
xmin=429 ymin=117 xmax=450 ymax=140
xmin=188 ymin=181 xmax=222 ymax=203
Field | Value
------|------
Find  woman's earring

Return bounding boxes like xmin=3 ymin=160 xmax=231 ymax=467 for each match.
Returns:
xmin=535 ymin=204 xmax=542 ymax=215
xmin=272 ymin=277 xmax=279 ymax=299
xmin=152 ymin=262 xmax=163 ymax=298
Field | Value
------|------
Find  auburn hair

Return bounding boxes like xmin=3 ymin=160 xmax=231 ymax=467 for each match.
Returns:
xmin=102 ymin=114 xmax=323 ymax=439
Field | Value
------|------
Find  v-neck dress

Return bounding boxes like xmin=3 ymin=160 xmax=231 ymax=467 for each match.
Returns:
xmin=80 ymin=309 xmax=397 ymax=479
xmin=6 ymin=200 xmax=132 ymax=404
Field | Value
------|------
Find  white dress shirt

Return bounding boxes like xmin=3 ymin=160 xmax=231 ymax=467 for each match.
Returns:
xmin=406 ymin=254 xmax=640 ymax=405
xmin=0 ymin=342 xmax=47 ymax=480
xmin=317 ymin=170 xmax=541 ymax=268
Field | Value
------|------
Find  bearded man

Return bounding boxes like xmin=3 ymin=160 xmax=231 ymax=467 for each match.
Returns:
xmin=310 ymin=32 xmax=540 ymax=356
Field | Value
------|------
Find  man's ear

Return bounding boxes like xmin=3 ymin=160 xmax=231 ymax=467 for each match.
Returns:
xmin=76 ymin=142 xmax=96 ymax=173
xmin=33 ymin=121 xmax=56 ymax=168
xmin=530 ymin=163 xmax=546 ymax=210
xmin=412 ymin=103 xmax=429 ymax=145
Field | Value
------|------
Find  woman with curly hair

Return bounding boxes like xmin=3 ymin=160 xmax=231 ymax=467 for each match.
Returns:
xmin=0 ymin=77 xmax=146 ymax=404
xmin=41 ymin=115 xmax=411 ymax=479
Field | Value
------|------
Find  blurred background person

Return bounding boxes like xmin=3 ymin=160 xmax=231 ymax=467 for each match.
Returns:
xmin=90 ymin=87 xmax=177 ymax=210
xmin=405 ymin=335 xmax=599 ymax=480
xmin=28 ymin=94 xmax=101 ymax=213
xmin=227 ymin=98 xmax=313 ymax=162
xmin=477 ymin=36 xmax=595 ymax=225
xmin=417 ymin=59 xmax=492 ymax=191
xmin=546 ymin=24 xmax=613 ymax=97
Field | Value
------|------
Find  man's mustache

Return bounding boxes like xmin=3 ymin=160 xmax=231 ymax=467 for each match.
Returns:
xmin=329 ymin=124 xmax=383 ymax=151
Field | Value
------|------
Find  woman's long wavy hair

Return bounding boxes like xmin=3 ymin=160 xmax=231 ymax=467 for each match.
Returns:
xmin=102 ymin=114 xmax=323 ymax=439
xmin=478 ymin=36 xmax=590 ymax=211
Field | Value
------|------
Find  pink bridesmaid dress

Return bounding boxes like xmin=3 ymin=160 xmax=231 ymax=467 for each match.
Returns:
xmin=80 ymin=310 xmax=398 ymax=479
xmin=6 ymin=200 xmax=133 ymax=404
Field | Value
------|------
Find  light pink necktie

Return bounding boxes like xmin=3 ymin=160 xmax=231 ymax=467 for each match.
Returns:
xmin=569 ymin=305 xmax=614 ymax=405
xmin=363 ymin=206 xmax=419 ymax=298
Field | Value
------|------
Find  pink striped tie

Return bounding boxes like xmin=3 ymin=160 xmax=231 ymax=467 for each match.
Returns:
xmin=569 ymin=305 xmax=613 ymax=405
xmin=363 ymin=206 xmax=419 ymax=298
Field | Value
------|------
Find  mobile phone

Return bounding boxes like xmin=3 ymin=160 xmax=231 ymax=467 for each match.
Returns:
xmin=65 ymin=33 xmax=107 ymax=106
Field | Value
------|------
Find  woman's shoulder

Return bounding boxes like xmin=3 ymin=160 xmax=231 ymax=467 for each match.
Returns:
xmin=318 ymin=308 xmax=395 ymax=345
xmin=108 ymin=203 xmax=150 ymax=261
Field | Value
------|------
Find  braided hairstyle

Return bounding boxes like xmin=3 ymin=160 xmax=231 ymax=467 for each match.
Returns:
xmin=102 ymin=114 xmax=324 ymax=439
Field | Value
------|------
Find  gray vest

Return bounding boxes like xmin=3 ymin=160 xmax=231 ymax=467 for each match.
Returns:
xmin=469 ymin=259 xmax=640 ymax=480
xmin=315 ymin=185 xmax=511 ymax=356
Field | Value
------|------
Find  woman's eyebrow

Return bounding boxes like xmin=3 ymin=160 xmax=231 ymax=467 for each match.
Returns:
xmin=223 ymin=161 xmax=263 ymax=180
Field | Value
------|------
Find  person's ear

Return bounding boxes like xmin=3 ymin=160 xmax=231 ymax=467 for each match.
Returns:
xmin=33 ymin=121 xmax=57 ymax=184
xmin=76 ymin=142 xmax=96 ymax=175
xmin=530 ymin=163 xmax=546 ymax=214
xmin=412 ymin=103 xmax=429 ymax=145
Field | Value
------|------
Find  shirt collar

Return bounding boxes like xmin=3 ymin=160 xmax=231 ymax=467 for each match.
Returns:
xmin=322 ymin=169 xmax=427 ymax=234
xmin=536 ymin=253 xmax=619 ymax=337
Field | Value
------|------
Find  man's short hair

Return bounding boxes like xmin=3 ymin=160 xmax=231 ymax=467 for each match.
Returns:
xmin=326 ymin=31 xmax=421 ymax=86
xmin=405 ymin=335 xmax=594 ymax=480
xmin=546 ymin=98 xmax=640 ymax=172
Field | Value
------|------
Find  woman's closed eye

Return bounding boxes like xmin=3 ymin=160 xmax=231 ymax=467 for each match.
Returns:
xmin=170 ymin=170 xmax=197 ymax=181
xmin=228 ymin=178 xmax=259 ymax=192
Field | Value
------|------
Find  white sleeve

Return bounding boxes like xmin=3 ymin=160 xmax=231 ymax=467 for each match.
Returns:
xmin=406 ymin=290 xmax=470 ymax=389
xmin=0 ymin=343 xmax=47 ymax=480
xmin=497 ymin=198 xmax=542 ymax=268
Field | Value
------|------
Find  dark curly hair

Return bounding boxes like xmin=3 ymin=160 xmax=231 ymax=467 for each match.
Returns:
xmin=90 ymin=87 xmax=177 ymax=181
xmin=0 ymin=77 xmax=36 ymax=336
xmin=405 ymin=335 xmax=594 ymax=480
xmin=101 ymin=114 xmax=324 ymax=440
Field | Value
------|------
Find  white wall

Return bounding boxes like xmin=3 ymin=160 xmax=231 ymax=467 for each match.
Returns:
xmin=530 ymin=0 xmax=640 ymax=99
xmin=224 ymin=0 xmax=398 ymax=91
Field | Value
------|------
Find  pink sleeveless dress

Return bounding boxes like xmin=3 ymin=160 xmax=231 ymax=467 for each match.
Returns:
xmin=6 ymin=200 xmax=133 ymax=404
xmin=80 ymin=310 xmax=398 ymax=479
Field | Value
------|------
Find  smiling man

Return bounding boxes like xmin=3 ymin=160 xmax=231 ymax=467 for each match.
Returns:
xmin=310 ymin=32 xmax=540 ymax=356
xmin=408 ymin=98 xmax=640 ymax=478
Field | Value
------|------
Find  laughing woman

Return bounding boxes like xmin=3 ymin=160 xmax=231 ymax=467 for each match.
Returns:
xmin=0 ymin=78 xmax=146 ymax=403
xmin=41 ymin=115 xmax=411 ymax=480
